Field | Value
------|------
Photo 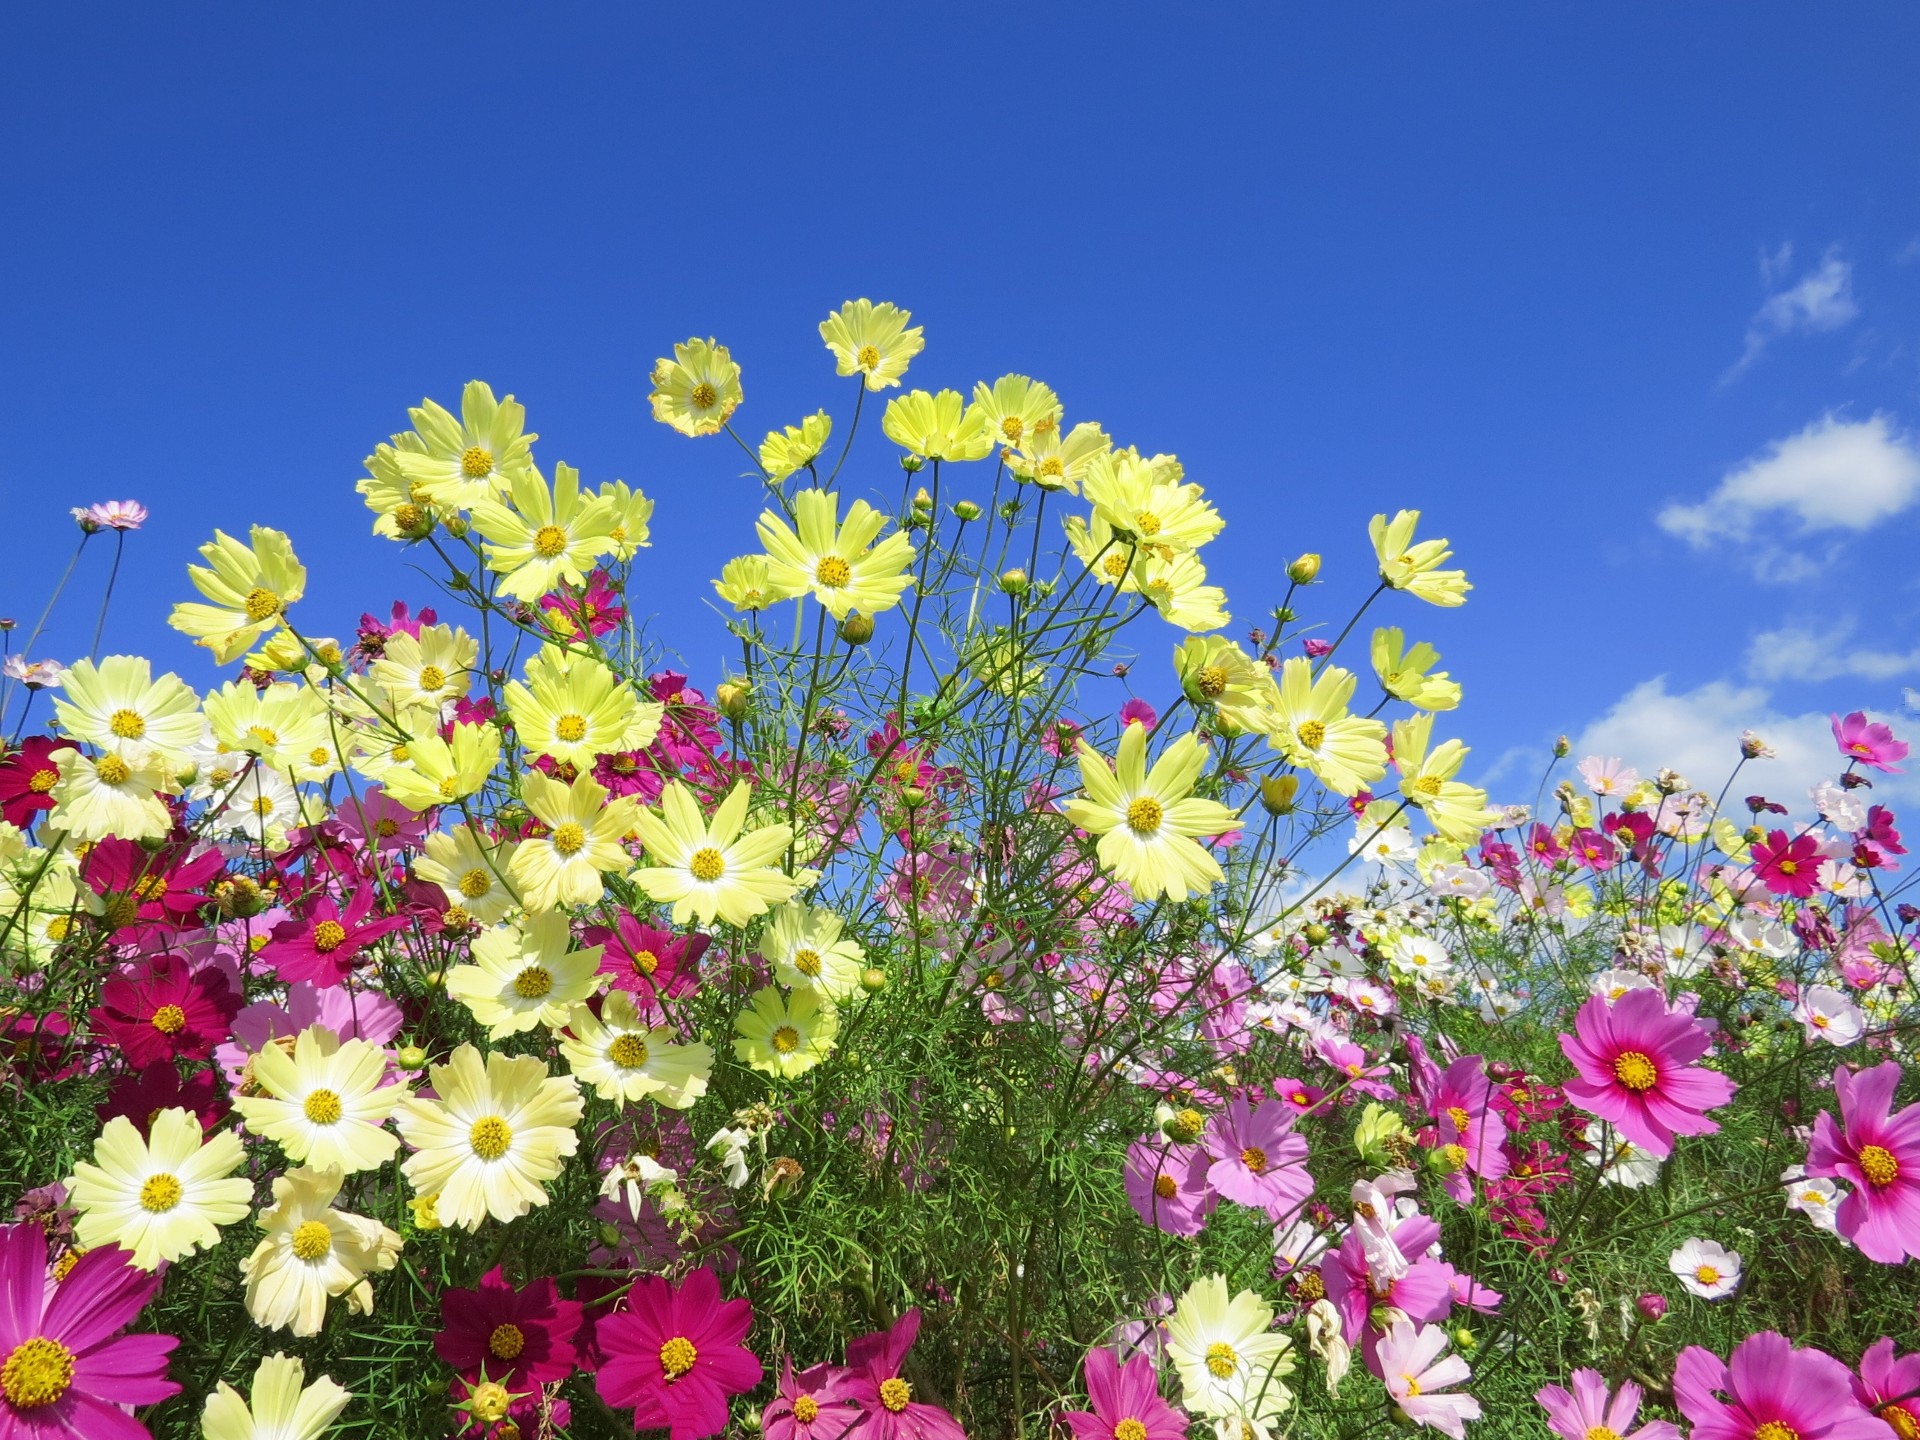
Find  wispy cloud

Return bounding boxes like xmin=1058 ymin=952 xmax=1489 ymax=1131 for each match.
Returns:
xmin=1721 ymin=245 xmax=1858 ymax=384
xmin=1745 ymin=617 xmax=1920 ymax=684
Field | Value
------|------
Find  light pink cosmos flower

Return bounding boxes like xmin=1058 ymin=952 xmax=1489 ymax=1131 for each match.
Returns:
xmin=73 ymin=500 xmax=149 ymax=531
xmin=1831 ymin=711 xmax=1908 ymax=774
xmin=1373 ymin=1317 xmax=1481 ymax=1439
xmin=1 ymin=657 xmax=66 ymax=688
xmin=1536 ymin=1368 xmax=1679 ymax=1440
xmin=1558 ymin=989 xmax=1736 ymax=1158
xmin=1576 ymin=755 xmax=1638 ymax=797
xmin=1792 ymin=985 xmax=1865 ymax=1046
xmin=1805 ymin=1060 xmax=1920 ymax=1263
xmin=1124 ymin=1138 xmax=1217 ymax=1237
xmin=1202 ymin=1095 xmax=1313 ymax=1222
xmin=1675 ymin=1331 xmax=1887 ymax=1440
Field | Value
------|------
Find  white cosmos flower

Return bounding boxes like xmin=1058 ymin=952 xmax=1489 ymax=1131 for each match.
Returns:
xmin=1792 ymin=984 xmax=1865 ymax=1046
xmin=1669 ymin=1237 xmax=1741 ymax=1299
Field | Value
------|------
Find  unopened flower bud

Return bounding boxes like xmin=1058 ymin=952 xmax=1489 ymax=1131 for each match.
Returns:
xmin=441 ymin=514 xmax=469 ymax=539
xmin=998 ymin=568 xmax=1029 ymax=595
xmin=839 ymin=612 xmax=875 ymax=645
xmin=599 ymin=1222 xmax=625 ymax=1247
xmin=396 ymin=1045 xmax=428 ymax=1071
xmin=860 ymin=966 xmax=888 ymax=993
xmin=899 ymin=454 xmax=924 ymax=474
xmin=1452 ymin=1326 xmax=1477 ymax=1352
xmin=899 ymin=785 xmax=927 ymax=808
xmin=1553 ymin=735 xmax=1571 ymax=758
xmin=912 ymin=487 xmax=933 ymax=511
xmin=1260 ymin=774 xmax=1299 ymax=816
xmin=466 ymin=1382 xmax=512 ymax=1424
xmin=1287 ymin=553 xmax=1322 ymax=584
xmin=1635 ymin=1293 xmax=1668 ymax=1322
xmin=715 ymin=681 xmax=750 ymax=718
xmin=952 ymin=499 xmax=982 ymax=521
xmin=1302 ymin=922 xmax=1331 ymax=947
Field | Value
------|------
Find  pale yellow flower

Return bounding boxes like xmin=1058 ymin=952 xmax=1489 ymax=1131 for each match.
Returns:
xmin=1370 ymin=510 xmax=1471 ymax=607
xmin=446 ymin=910 xmax=603 ymax=1039
xmin=971 ymin=374 xmax=1062 ymax=452
xmin=1063 ymin=723 xmax=1243 ymax=901
xmin=238 ymin=1166 xmax=402 ymax=1336
xmin=756 ymin=489 xmax=917 ymax=619
xmin=395 ymin=380 xmax=538 ymax=511
xmin=881 ymin=389 xmax=994 ymax=461
xmin=168 ymin=526 xmax=308 ymax=664
xmin=650 ymin=338 xmax=742 ymax=436
xmin=759 ymin=412 xmax=833 ymax=481
xmin=68 ymin=1108 xmax=252 ymax=1269
xmin=819 ymin=300 xmax=924 ymax=390
xmin=631 ymin=781 xmax=810 ymax=926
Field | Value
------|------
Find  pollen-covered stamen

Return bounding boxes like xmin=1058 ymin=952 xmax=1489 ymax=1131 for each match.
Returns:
xmin=1413 ymin=775 xmax=1444 ymax=798
xmin=815 ymin=555 xmax=852 ymax=588
xmin=550 ymin=824 xmax=586 ymax=856
xmin=27 ymin=768 xmax=57 ymax=794
xmin=461 ymin=445 xmax=495 ymax=478
xmin=149 ymin=1004 xmax=187 ymax=1035
xmin=660 ymin=1335 xmax=698 ymax=1379
xmin=1446 ymin=1105 xmax=1472 ymax=1133
xmin=1001 ymin=416 xmax=1025 ymax=444
xmin=1204 ymin=1341 xmax=1238 ymax=1378
xmin=1584 ymin=1427 xmax=1623 ymax=1440
xmin=1126 ymin=796 xmax=1163 ymax=834
xmin=1694 ymin=1265 xmax=1720 ymax=1285
xmin=555 ymin=714 xmax=588 ymax=742
xmin=609 ymin=1033 xmax=650 ymax=1069
xmin=1153 ymin=1173 xmax=1178 ymax=1199
xmin=1 ymin=1336 xmax=77 ymax=1409
xmin=1294 ymin=719 xmax=1326 ymax=749
xmin=460 ymin=869 xmax=492 ymax=898
xmin=1240 ymin=1146 xmax=1269 ymax=1174
xmin=108 ymin=708 xmax=147 ymax=739
xmin=1753 ymin=1423 xmax=1800 ymax=1440
xmin=244 ymin=587 xmax=283 ymax=622
xmin=514 ymin=966 xmax=553 ymax=1000
xmin=856 ymin=344 xmax=881 ymax=370
xmin=793 ymin=948 xmax=823 ymax=977
xmin=879 ymin=1378 xmax=912 ymax=1413
xmin=771 ymin=1025 xmax=801 ymax=1054
xmin=794 ymin=1395 xmax=822 ymax=1424
xmin=417 ymin=665 xmax=447 ymax=691
xmin=689 ymin=847 xmax=726 ymax=882
xmin=532 ymin=525 xmax=569 ymax=558
xmin=1133 ymin=511 xmax=1162 ymax=536
xmin=631 ymin=949 xmax=659 ymax=975
xmin=1611 ymin=1051 xmax=1659 ymax=1092
xmin=311 ymin=921 xmax=348 ymax=952
xmin=489 ymin=1323 xmax=526 ymax=1360
xmin=139 ymin=1173 xmax=182 ymax=1213
xmin=469 ymin=1115 xmax=513 ymax=1160
xmin=690 ymin=383 xmax=718 ymax=410
xmin=95 ymin=755 xmax=133 ymax=785
xmin=1194 ymin=665 xmax=1228 ymax=698
xmin=304 ymin=1088 xmax=343 ymax=1125
xmin=1859 ymin=1143 xmax=1900 ymax=1188
xmin=291 ymin=1220 xmax=333 ymax=1261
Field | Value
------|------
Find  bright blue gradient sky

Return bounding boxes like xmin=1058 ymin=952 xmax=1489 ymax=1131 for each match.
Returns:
xmin=6 ymin=6 xmax=1920 ymax=808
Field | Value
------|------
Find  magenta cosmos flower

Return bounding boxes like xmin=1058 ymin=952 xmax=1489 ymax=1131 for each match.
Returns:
xmin=1202 ymin=1095 xmax=1313 ymax=1221
xmin=842 ymin=1309 xmax=965 ymax=1440
xmin=1852 ymin=1338 xmax=1920 ymax=1440
xmin=0 ymin=1220 xmax=179 ymax=1439
xmin=762 ymin=1360 xmax=861 ymax=1440
xmin=1061 ymin=1346 xmax=1188 ymax=1440
xmin=260 ymin=887 xmax=407 ymax=987
xmin=1536 ymin=1369 xmax=1678 ymax=1440
xmin=89 ymin=954 xmax=240 ymax=1067
xmin=1751 ymin=830 xmax=1822 ymax=899
xmin=1805 ymin=1060 xmax=1920 ymax=1263
xmin=1832 ymin=711 xmax=1908 ymax=774
xmin=1124 ymin=1138 xmax=1216 ymax=1237
xmin=1675 ymin=1332 xmax=1887 ymax=1440
xmin=435 ymin=1266 xmax=583 ymax=1389
xmin=1558 ymin=989 xmax=1735 ymax=1158
xmin=595 ymin=1267 xmax=760 ymax=1440
xmin=1421 ymin=1054 xmax=1510 ymax=1204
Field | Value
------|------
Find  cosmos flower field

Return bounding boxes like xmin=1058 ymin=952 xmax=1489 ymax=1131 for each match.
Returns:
xmin=0 ymin=301 xmax=1916 ymax=1440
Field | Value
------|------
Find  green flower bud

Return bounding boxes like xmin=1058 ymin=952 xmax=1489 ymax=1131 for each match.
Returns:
xmin=1287 ymin=553 xmax=1322 ymax=584
xmin=952 ymin=499 xmax=982 ymax=521
xmin=860 ymin=966 xmax=888 ymax=993
xmin=998 ymin=568 xmax=1030 ymax=595
xmin=396 ymin=1045 xmax=428 ymax=1071
xmin=839 ymin=612 xmax=875 ymax=645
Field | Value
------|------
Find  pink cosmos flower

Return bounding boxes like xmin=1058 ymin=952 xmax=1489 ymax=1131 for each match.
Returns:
xmin=1060 ymin=1346 xmax=1188 ymax=1440
xmin=1372 ymin=1317 xmax=1481 ymax=1439
xmin=96 ymin=1062 xmax=226 ymax=1136
xmin=334 ymin=786 xmax=429 ymax=852
xmin=1832 ymin=711 xmax=1909 ymax=774
xmin=1118 ymin=699 xmax=1158 ymax=731
xmin=435 ymin=1266 xmax=583 ymax=1389
xmin=842 ymin=1309 xmax=965 ymax=1440
xmin=1558 ymin=989 xmax=1736 ymax=1158
xmin=1576 ymin=756 xmax=1637 ymax=797
xmin=73 ymin=500 xmax=149 ymax=531
xmin=215 ymin=982 xmax=403 ymax=1088
xmin=1674 ymin=1332 xmax=1888 ymax=1440
xmin=1751 ymin=829 xmax=1822 ymax=898
xmin=1851 ymin=1338 xmax=1920 ymax=1440
xmin=762 ymin=1360 xmax=861 ymax=1440
xmin=583 ymin=915 xmax=708 ymax=1018
xmin=1202 ymin=1095 xmax=1313 ymax=1221
xmin=89 ymin=953 xmax=240 ymax=1067
xmin=596 ymin=1268 xmax=761 ymax=1440
xmin=1123 ymin=1138 xmax=1217 ymax=1237
xmin=1536 ymin=1368 xmax=1679 ymax=1440
xmin=1421 ymin=1054 xmax=1511 ymax=1203
xmin=1322 ymin=1212 xmax=1455 ymax=1356
xmin=259 ymin=887 xmax=407 ymax=987
xmin=1804 ymin=1060 xmax=1920 ymax=1263
xmin=0 ymin=1220 xmax=180 ymax=1438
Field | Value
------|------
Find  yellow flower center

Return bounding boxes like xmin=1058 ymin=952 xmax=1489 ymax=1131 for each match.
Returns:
xmin=1241 ymin=1146 xmax=1269 ymax=1173
xmin=855 ymin=344 xmax=881 ymax=370
xmin=1447 ymin=1106 xmax=1472 ymax=1133
xmin=391 ymin=744 xmax=410 ymax=763
xmin=312 ymin=920 xmax=348 ymax=952
xmin=794 ymin=948 xmax=823 ymax=977
xmin=794 ymin=1395 xmax=822 ymax=1424
xmin=139 ymin=1173 xmax=182 ymax=1212
xmin=1102 ymin=553 xmax=1130 ymax=579
xmin=244 ymin=587 xmax=283 ymax=622
xmin=108 ymin=708 xmax=147 ymax=739
xmin=551 ymin=823 xmax=586 ymax=856
xmin=0 ymin=1337 xmax=76 ymax=1410
xmin=1586 ymin=1428 xmax=1623 ymax=1440
xmin=772 ymin=1025 xmax=801 ymax=1053
xmin=1001 ymin=415 xmax=1025 ymax=444
xmin=291 ymin=1220 xmax=333 ymax=1261
xmin=609 ymin=1033 xmax=650 ymax=1069
xmin=461 ymin=445 xmax=494 ymax=478
xmin=375 ymin=819 xmax=398 ymax=840
xmin=304 ymin=1088 xmax=344 ymax=1125
xmin=437 ymin=776 xmax=458 ymax=800
xmin=149 ymin=1004 xmax=188 ymax=1035
xmin=1205 ymin=1341 xmax=1238 ymax=1378
xmin=690 ymin=383 xmax=718 ymax=410
xmin=1403 ymin=1376 xmax=1423 ymax=1398
xmin=1859 ymin=1143 xmax=1900 ymax=1188
xmin=815 ymin=555 xmax=852 ymax=588
xmin=460 ymin=869 xmax=492 ymax=898
xmin=1754 ymin=1424 xmax=1799 ymax=1440
xmin=1295 ymin=719 xmax=1326 ymax=749
xmin=489 ymin=1322 xmax=527 ymax=1360
xmin=1879 ymin=1406 xmax=1919 ymax=1440
xmin=533 ymin=525 xmax=569 ymax=558
xmin=1194 ymin=665 xmax=1228 ymax=699
xmin=95 ymin=754 xmax=132 ymax=785
xmin=27 ymin=768 xmax=57 ymax=794
xmin=417 ymin=665 xmax=446 ymax=692
xmin=689 ymin=847 xmax=726 ymax=882
xmin=514 ymin=966 xmax=553 ymax=999
xmin=555 ymin=713 xmax=587 ymax=742
xmin=247 ymin=724 xmax=281 ymax=749
xmin=1154 ymin=1174 xmax=1178 ymax=1199
xmin=1414 ymin=774 xmax=1445 ymax=798
xmin=1442 ymin=1142 xmax=1469 ymax=1169
xmin=1133 ymin=510 xmax=1162 ymax=536
xmin=660 ymin=1335 xmax=699 ymax=1379
xmin=394 ymin=502 xmax=425 ymax=530
xmin=1694 ymin=1265 xmax=1720 ymax=1285
xmin=632 ymin=949 xmax=659 ymax=975
xmin=1612 ymin=1051 xmax=1659 ymax=1092
xmin=1126 ymin=796 xmax=1163 ymax=834
xmin=469 ymin=1115 xmax=513 ymax=1160
xmin=880 ymin=1378 xmax=912 ymax=1413
xmin=1038 ymin=456 xmax=1065 ymax=480
xmin=49 ymin=1250 xmax=81 ymax=1283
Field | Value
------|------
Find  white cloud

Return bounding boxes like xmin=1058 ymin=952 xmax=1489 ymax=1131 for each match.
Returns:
xmin=1657 ymin=413 xmax=1920 ymax=569
xmin=1745 ymin=618 xmax=1920 ymax=684
xmin=1722 ymin=247 xmax=1858 ymax=382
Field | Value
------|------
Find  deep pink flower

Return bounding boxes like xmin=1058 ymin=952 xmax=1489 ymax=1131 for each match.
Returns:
xmin=0 ymin=1220 xmax=180 ymax=1438
xmin=842 ymin=1309 xmax=964 ymax=1440
xmin=1201 ymin=1095 xmax=1313 ymax=1221
xmin=1675 ymin=1332 xmax=1887 ymax=1440
xmin=583 ymin=915 xmax=708 ymax=1017
xmin=96 ymin=1063 xmax=226 ymax=1136
xmin=1558 ymin=989 xmax=1736 ymax=1158
xmin=1272 ymin=1078 xmax=1326 ymax=1115
xmin=1061 ymin=1346 xmax=1187 ymax=1440
xmin=1421 ymin=1055 xmax=1511 ymax=1203
xmin=1568 ymin=828 xmax=1618 ymax=872
xmin=1805 ymin=1060 xmax=1920 ymax=1264
xmin=596 ymin=1267 xmax=760 ymax=1440
xmin=1123 ymin=1138 xmax=1216 ymax=1237
xmin=1832 ymin=711 xmax=1909 ymax=774
xmin=1852 ymin=1338 xmax=1920 ymax=1440
xmin=1536 ymin=1368 xmax=1678 ymax=1440
xmin=259 ymin=887 xmax=407 ymax=987
xmin=761 ymin=1360 xmax=861 ymax=1440
xmin=1322 ymin=1212 xmax=1456 ymax=1357
xmin=542 ymin=570 xmax=626 ymax=639
xmin=1118 ymin=699 xmax=1158 ymax=731
xmin=89 ymin=954 xmax=239 ymax=1067
xmin=80 ymin=840 xmax=225 ymax=930
xmin=334 ymin=786 xmax=429 ymax=852
xmin=1751 ymin=830 xmax=1822 ymax=898
xmin=436 ymin=1266 xmax=583 ymax=1389
xmin=0 ymin=737 xmax=63 ymax=829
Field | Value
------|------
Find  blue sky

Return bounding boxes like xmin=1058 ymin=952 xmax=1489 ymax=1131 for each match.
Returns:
xmin=6 ymin=4 xmax=1920 ymax=809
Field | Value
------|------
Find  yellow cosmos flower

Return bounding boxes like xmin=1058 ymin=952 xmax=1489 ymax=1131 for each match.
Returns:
xmin=1008 ymin=420 xmax=1112 ymax=493
xmin=1081 ymin=450 xmax=1223 ymax=553
xmin=47 ymin=745 xmax=175 ymax=843
xmin=202 ymin=1353 xmax=352 ymax=1440
xmin=355 ymin=431 xmax=433 ymax=539
xmin=759 ymin=901 xmax=866 ymax=1000
xmin=630 ymin=781 xmax=810 ymax=926
xmin=168 ymin=526 xmax=308 ymax=664
xmin=880 ymin=389 xmax=994 ymax=461
xmin=53 ymin=656 xmax=202 ymax=763
xmin=1267 ymin=658 xmax=1388 ymax=797
xmin=819 ymin=299 xmax=924 ymax=390
xmin=231 ymin=1025 xmax=405 ymax=1175
xmin=68 ymin=1108 xmax=252 ymax=1269
xmin=1370 ymin=628 xmax=1461 ymax=711
xmin=1370 ymin=509 xmax=1471 ymax=607
xmin=416 ymin=823 xmax=518 ymax=925
xmin=508 ymin=770 xmax=640 ymax=912
xmin=372 ymin=623 xmax=478 ymax=715
xmin=714 ymin=554 xmax=797 ymax=612
xmin=202 ymin=681 xmax=332 ymax=777
xmin=759 ymin=412 xmax=833 ymax=482
xmin=560 ymin=988 xmax=714 ymax=1108
xmin=395 ymin=1044 xmax=584 ymax=1229
xmin=1063 ymin=722 xmax=1243 ymax=901
xmin=470 ymin=462 xmax=617 ymax=602
xmin=446 ymin=910 xmax=603 ymax=1039
xmin=1137 ymin=551 xmax=1231 ymax=633
xmin=733 ymin=985 xmax=838 ymax=1079
xmin=369 ymin=721 xmax=500 ymax=810
xmin=650 ymin=337 xmax=742 ymax=436
xmin=597 ymin=480 xmax=655 ymax=561
xmin=756 ymin=489 xmax=917 ymax=620
xmin=395 ymin=380 xmax=538 ymax=511
xmin=971 ymin=374 xmax=1062 ymax=452
xmin=1393 ymin=712 xmax=1495 ymax=844
xmin=1173 ymin=636 xmax=1279 ymax=735
xmin=238 ymin=1166 xmax=402 ymax=1337
xmin=504 ymin=645 xmax=660 ymax=765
